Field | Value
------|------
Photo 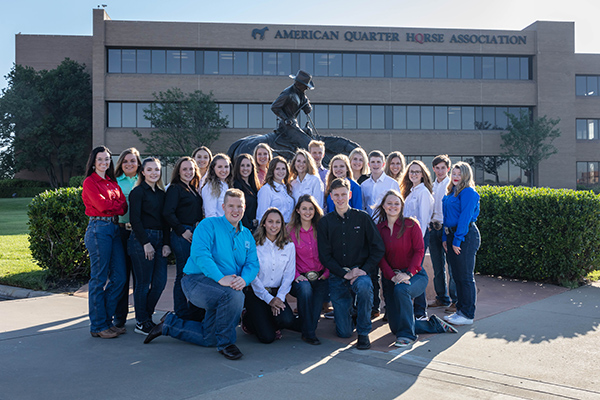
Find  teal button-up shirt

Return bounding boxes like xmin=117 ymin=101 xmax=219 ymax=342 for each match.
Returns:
xmin=184 ymin=216 xmax=260 ymax=286
xmin=116 ymin=174 xmax=138 ymax=224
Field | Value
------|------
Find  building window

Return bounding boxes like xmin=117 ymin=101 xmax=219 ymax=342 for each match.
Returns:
xmin=408 ymin=155 xmax=527 ymax=186
xmin=106 ymin=48 xmax=532 ymax=80
xmin=576 ymin=75 xmax=600 ymax=96
xmin=577 ymin=162 xmax=599 ymax=186
xmin=576 ymin=119 xmax=599 ymax=139
xmin=107 ymin=101 xmax=531 ymax=131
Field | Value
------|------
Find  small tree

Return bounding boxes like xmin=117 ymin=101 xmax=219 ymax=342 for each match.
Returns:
xmin=501 ymin=111 xmax=561 ymax=187
xmin=0 ymin=59 xmax=91 ymax=187
xmin=134 ymin=88 xmax=227 ymax=161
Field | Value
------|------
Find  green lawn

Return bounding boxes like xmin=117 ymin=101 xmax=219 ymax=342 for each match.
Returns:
xmin=0 ymin=198 xmax=47 ymax=290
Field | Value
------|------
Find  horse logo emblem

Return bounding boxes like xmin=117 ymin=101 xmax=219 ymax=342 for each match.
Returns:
xmin=251 ymin=27 xmax=269 ymax=40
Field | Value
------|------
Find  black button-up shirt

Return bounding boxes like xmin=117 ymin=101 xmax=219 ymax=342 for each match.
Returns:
xmin=163 ymin=182 xmax=204 ymax=236
xmin=129 ymin=181 xmax=170 ymax=246
xmin=317 ymin=208 xmax=384 ymax=278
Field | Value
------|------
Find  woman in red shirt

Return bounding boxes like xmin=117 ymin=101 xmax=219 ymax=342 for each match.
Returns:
xmin=375 ymin=190 xmax=456 ymax=348
xmin=82 ymin=146 xmax=128 ymax=339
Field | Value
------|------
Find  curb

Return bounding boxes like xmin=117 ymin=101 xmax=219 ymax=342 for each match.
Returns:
xmin=0 ymin=284 xmax=55 ymax=300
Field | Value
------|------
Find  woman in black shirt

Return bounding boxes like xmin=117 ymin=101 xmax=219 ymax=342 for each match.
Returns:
xmin=128 ymin=157 xmax=171 ymax=335
xmin=163 ymin=156 xmax=204 ymax=321
xmin=232 ymin=153 xmax=261 ymax=232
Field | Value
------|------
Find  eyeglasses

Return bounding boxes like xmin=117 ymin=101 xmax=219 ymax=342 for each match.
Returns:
xmin=408 ymin=170 xmax=422 ymax=175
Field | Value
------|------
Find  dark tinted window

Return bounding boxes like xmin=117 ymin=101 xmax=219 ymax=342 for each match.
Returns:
xmin=393 ymin=106 xmax=406 ymax=129
xmin=137 ymin=50 xmax=151 ymax=74
xmin=343 ymin=105 xmax=356 ymax=129
xmin=234 ymin=52 xmax=248 ymax=75
xmin=299 ymin=53 xmax=314 ymax=74
xmin=495 ymin=57 xmax=507 ymax=80
xmin=263 ymin=52 xmax=277 ymax=75
xmin=507 ymin=57 xmax=520 ymax=80
xmin=372 ymin=106 xmax=385 ymax=129
xmin=166 ymin=50 xmax=181 ymax=74
xmin=278 ymin=52 xmax=291 ymax=76
xmin=434 ymin=56 xmax=447 ymax=79
xmin=121 ymin=49 xmax=136 ymax=73
xmin=392 ymin=55 xmax=406 ymax=78
xmin=407 ymin=55 xmax=419 ymax=78
xmin=482 ymin=57 xmax=494 ymax=79
xmin=248 ymin=52 xmax=262 ymax=75
xmin=371 ymin=54 xmax=384 ymax=77
xmin=329 ymin=105 xmax=342 ymax=129
xmin=435 ymin=106 xmax=447 ymax=129
xmin=152 ymin=50 xmax=166 ymax=73
xmin=122 ymin=103 xmax=137 ymax=128
xmin=357 ymin=54 xmax=370 ymax=77
xmin=343 ymin=54 xmax=356 ymax=77
xmin=108 ymin=103 xmax=121 ymax=127
xmin=204 ymin=51 xmax=218 ymax=74
xmin=448 ymin=56 xmax=460 ymax=79
xmin=108 ymin=49 xmax=121 ymax=73
xmin=420 ymin=56 xmax=434 ymax=79
xmin=181 ymin=50 xmax=195 ymax=74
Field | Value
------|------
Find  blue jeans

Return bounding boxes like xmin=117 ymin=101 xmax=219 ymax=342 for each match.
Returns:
xmin=128 ymin=230 xmax=168 ymax=324
xmin=114 ymin=226 xmax=134 ymax=327
xmin=329 ymin=274 xmax=373 ymax=337
xmin=290 ymin=278 xmax=329 ymax=339
xmin=382 ymin=269 xmax=429 ymax=341
xmin=170 ymin=226 xmax=205 ymax=321
xmin=163 ymin=274 xmax=245 ymax=351
xmin=429 ymin=228 xmax=457 ymax=305
xmin=413 ymin=230 xmax=430 ymax=318
xmin=84 ymin=219 xmax=126 ymax=333
xmin=446 ymin=224 xmax=481 ymax=320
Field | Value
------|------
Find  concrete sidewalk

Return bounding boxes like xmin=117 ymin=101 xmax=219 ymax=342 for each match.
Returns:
xmin=1 ymin=273 xmax=599 ymax=399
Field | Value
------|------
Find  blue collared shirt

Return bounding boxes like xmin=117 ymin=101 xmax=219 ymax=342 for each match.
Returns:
xmin=442 ymin=186 xmax=480 ymax=247
xmin=184 ymin=216 xmax=260 ymax=286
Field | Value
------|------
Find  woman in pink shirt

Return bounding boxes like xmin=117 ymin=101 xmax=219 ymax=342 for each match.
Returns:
xmin=287 ymin=194 xmax=329 ymax=345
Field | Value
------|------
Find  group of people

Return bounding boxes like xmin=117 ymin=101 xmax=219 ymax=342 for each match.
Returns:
xmin=81 ymin=138 xmax=481 ymax=360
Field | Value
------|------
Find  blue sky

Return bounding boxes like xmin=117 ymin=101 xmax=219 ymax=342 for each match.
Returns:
xmin=1 ymin=0 xmax=599 ymax=89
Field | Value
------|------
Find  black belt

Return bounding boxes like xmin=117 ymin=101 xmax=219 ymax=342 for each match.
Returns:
xmin=264 ymin=287 xmax=279 ymax=296
xmin=444 ymin=222 xmax=474 ymax=235
xmin=89 ymin=216 xmax=118 ymax=224
xmin=429 ymin=221 xmax=443 ymax=231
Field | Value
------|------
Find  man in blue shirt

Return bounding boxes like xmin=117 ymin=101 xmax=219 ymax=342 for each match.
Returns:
xmin=144 ymin=189 xmax=260 ymax=360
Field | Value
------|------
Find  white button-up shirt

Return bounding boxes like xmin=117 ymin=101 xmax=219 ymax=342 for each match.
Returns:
xmin=403 ymin=182 xmax=435 ymax=238
xmin=431 ymin=176 xmax=450 ymax=224
xmin=291 ymin=173 xmax=324 ymax=209
xmin=202 ymin=181 xmax=228 ymax=218
xmin=257 ymin=182 xmax=295 ymax=223
xmin=360 ymin=172 xmax=400 ymax=218
xmin=251 ymin=239 xmax=296 ymax=304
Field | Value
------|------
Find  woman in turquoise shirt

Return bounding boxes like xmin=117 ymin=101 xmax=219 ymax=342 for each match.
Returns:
xmin=114 ymin=147 xmax=142 ymax=330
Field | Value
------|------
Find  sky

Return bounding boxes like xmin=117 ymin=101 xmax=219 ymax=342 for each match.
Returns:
xmin=1 ymin=0 xmax=599 ymax=90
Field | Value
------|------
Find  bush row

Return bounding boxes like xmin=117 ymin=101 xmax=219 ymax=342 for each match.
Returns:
xmin=28 ymin=187 xmax=90 ymax=280
xmin=0 ymin=179 xmax=51 ymax=198
xmin=476 ymin=186 xmax=600 ymax=286
xmin=26 ymin=185 xmax=600 ymax=285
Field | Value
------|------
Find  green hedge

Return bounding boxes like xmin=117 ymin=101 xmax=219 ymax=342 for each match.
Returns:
xmin=28 ymin=187 xmax=90 ymax=280
xmin=0 ymin=178 xmax=51 ymax=198
xmin=476 ymin=186 xmax=600 ymax=286
xmin=69 ymin=175 xmax=85 ymax=187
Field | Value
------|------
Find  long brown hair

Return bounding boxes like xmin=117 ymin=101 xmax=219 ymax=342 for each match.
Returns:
xmin=400 ymin=160 xmax=433 ymax=200
xmin=85 ymin=146 xmax=116 ymax=181
xmin=447 ymin=161 xmax=475 ymax=196
xmin=264 ymin=156 xmax=292 ymax=196
xmin=170 ymin=156 xmax=201 ymax=190
xmin=287 ymin=194 xmax=323 ymax=243
xmin=325 ymin=154 xmax=352 ymax=199
xmin=254 ymin=208 xmax=289 ymax=249
xmin=290 ymin=149 xmax=318 ymax=180
xmin=384 ymin=151 xmax=406 ymax=182
xmin=115 ymin=147 xmax=142 ymax=178
xmin=205 ymin=153 xmax=233 ymax=197
xmin=232 ymin=153 xmax=261 ymax=191
xmin=135 ymin=157 xmax=166 ymax=191
xmin=373 ymin=189 xmax=416 ymax=239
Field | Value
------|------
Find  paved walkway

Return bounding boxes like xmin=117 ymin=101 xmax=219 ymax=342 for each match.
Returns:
xmin=1 ymin=263 xmax=599 ymax=399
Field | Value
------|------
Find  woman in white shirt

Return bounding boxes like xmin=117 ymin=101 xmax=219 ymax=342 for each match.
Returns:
xmin=400 ymin=160 xmax=435 ymax=320
xmin=192 ymin=146 xmax=212 ymax=190
xmin=256 ymin=156 xmax=295 ymax=223
xmin=241 ymin=208 xmax=298 ymax=343
xmin=201 ymin=153 xmax=232 ymax=218
xmin=290 ymin=149 xmax=324 ymax=209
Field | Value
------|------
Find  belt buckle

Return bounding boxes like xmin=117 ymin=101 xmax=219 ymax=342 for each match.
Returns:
xmin=444 ymin=227 xmax=451 ymax=235
xmin=306 ymin=271 xmax=319 ymax=282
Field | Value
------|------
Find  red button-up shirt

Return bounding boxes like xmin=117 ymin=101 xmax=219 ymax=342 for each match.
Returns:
xmin=288 ymin=225 xmax=329 ymax=280
xmin=376 ymin=218 xmax=424 ymax=281
xmin=82 ymin=172 xmax=128 ymax=217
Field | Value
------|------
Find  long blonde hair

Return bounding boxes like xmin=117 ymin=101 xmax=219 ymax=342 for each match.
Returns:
xmin=290 ymin=149 xmax=318 ymax=180
xmin=348 ymin=147 xmax=370 ymax=177
xmin=325 ymin=154 xmax=352 ymax=199
xmin=447 ymin=161 xmax=475 ymax=196
xmin=204 ymin=153 xmax=233 ymax=197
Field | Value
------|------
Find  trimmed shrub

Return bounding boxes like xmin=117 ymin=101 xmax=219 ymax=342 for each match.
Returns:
xmin=28 ymin=187 xmax=90 ymax=280
xmin=69 ymin=175 xmax=85 ymax=187
xmin=476 ymin=186 xmax=600 ymax=286
xmin=0 ymin=178 xmax=51 ymax=198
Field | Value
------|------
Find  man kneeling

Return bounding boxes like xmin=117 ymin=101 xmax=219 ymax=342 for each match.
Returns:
xmin=317 ymin=178 xmax=384 ymax=350
xmin=144 ymin=189 xmax=259 ymax=360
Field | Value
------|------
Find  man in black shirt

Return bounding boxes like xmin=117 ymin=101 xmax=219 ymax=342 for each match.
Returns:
xmin=317 ymin=178 xmax=385 ymax=350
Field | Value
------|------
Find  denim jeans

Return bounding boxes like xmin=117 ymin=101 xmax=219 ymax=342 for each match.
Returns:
xmin=114 ymin=226 xmax=134 ymax=327
xmin=163 ymin=274 xmax=245 ymax=351
xmin=170 ymin=226 xmax=205 ymax=321
xmin=128 ymin=230 xmax=168 ymax=324
xmin=382 ymin=269 xmax=428 ymax=341
xmin=290 ymin=278 xmax=329 ymax=339
xmin=429 ymin=228 xmax=457 ymax=305
xmin=413 ymin=230 xmax=430 ymax=318
xmin=84 ymin=219 xmax=126 ymax=333
xmin=446 ymin=224 xmax=481 ymax=320
xmin=329 ymin=274 xmax=373 ymax=337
